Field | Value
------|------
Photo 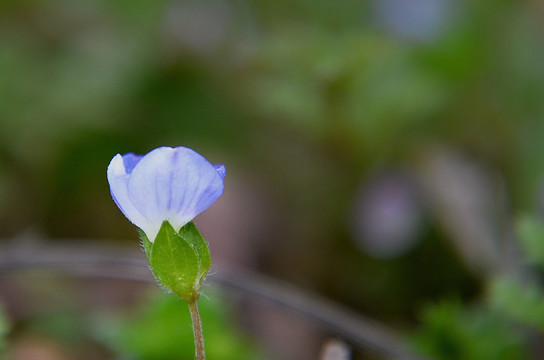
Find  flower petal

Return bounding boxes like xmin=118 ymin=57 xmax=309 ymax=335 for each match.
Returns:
xmin=214 ymin=164 xmax=226 ymax=180
xmin=107 ymin=154 xmax=151 ymax=232
xmin=122 ymin=153 xmax=143 ymax=174
xmin=126 ymin=146 xmax=224 ymax=240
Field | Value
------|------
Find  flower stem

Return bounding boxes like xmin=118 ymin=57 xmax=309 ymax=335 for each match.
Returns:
xmin=189 ymin=300 xmax=206 ymax=360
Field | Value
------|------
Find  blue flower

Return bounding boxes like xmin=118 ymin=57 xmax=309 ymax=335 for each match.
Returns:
xmin=107 ymin=146 xmax=225 ymax=241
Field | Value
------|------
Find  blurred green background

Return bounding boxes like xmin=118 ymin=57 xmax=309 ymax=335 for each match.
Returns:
xmin=1 ymin=0 xmax=544 ymax=359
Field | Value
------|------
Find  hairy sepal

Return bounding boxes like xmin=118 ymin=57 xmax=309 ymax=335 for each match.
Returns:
xmin=141 ymin=221 xmax=211 ymax=303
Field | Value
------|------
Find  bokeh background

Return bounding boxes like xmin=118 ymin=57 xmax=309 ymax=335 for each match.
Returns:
xmin=1 ymin=0 xmax=544 ymax=359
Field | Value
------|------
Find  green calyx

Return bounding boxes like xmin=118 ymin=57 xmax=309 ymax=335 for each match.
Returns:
xmin=140 ymin=221 xmax=211 ymax=303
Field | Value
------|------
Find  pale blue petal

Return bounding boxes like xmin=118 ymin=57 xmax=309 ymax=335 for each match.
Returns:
xmin=123 ymin=153 xmax=143 ymax=174
xmin=126 ymin=146 xmax=224 ymax=240
xmin=214 ymin=164 xmax=226 ymax=180
xmin=107 ymin=154 xmax=151 ymax=233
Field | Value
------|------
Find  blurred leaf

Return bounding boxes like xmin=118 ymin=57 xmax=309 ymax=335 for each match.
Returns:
xmin=517 ymin=215 xmax=544 ymax=268
xmin=412 ymin=300 xmax=526 ymax=360
xmin=29 ymin=311 xmax=85 ymax=343
xmin=103 ymin=291 xmax=267 ymax=360
xmin=0 ymin=305 xmax=9 ymax=354
xmin=489 ymin=276 xmax=544 ymax=332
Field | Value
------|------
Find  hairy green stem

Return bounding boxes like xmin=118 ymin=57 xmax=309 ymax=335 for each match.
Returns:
xmin=189 ymin=300 xmax=206 ymax=360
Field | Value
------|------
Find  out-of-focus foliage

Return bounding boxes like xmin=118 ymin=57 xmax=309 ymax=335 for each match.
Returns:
xmin=100 ymin=291 xmax=267 ymax=360
xmin=0 ymin=279 xmax=264 ymax=359
xmin=517 ymin=215 xmax=544 ymax=269
xmin=489 ymin=277 xmax=544 ymax=333
xmin=413 ymin=215 xmax=544 ymax=359
xmin=412 ymin=301 xmax=527 ymax=360
xmin=0 ymin=305 xmax=8 ymax=353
